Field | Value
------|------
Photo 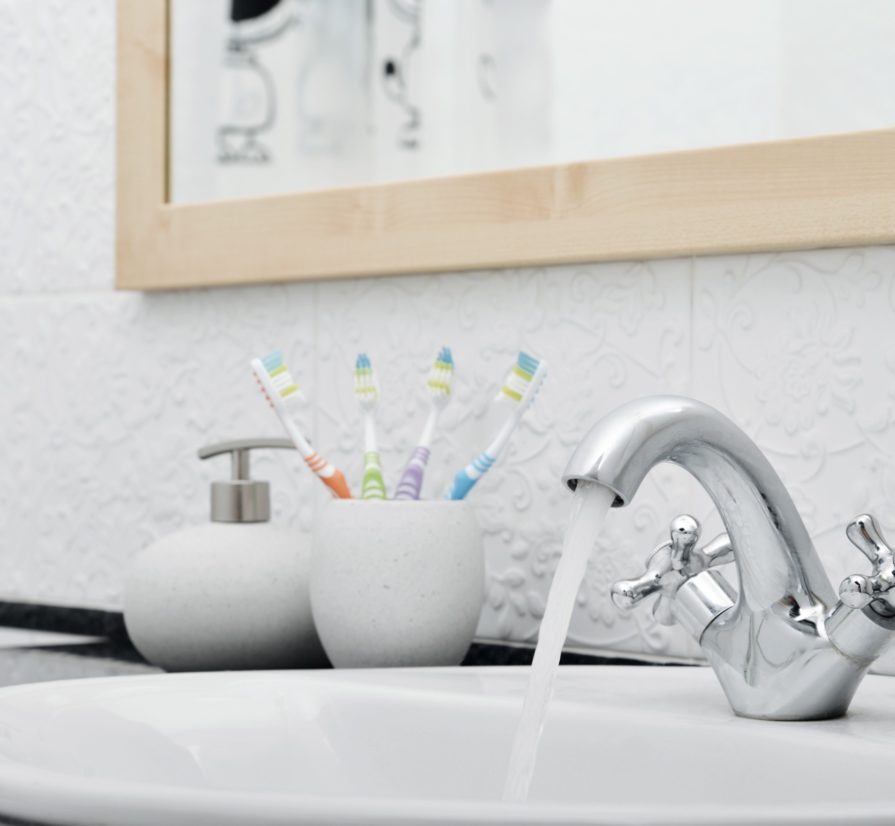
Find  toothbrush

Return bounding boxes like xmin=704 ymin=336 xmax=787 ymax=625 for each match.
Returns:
xmin=354 ymin=353 xmax=387 ymax=500
xmin=394 ymin=347 xmax=454 ymax=500
xmin=251 ymin=350 xmax=352 ymax=499
xmin=445 ymin=351 xmax=546 ymax=501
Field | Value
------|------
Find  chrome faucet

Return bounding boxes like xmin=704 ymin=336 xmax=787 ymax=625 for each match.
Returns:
xmin=562 ymin=396 xmax=895 ymax=721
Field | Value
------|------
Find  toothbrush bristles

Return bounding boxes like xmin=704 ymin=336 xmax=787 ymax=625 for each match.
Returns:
xmin=499 ymin=351 xmax=544 ymax=403
xmin=426 ymin=346 xmax=454 ymax=400
xmin=354 ymin=353 xmax=378 ymax=408
xmin=258 ymin=349 xmax=302 ymax=401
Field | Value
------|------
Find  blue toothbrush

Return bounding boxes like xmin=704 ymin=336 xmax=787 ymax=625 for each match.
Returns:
xmin=445 ymin=351 xmax=546 ymax=500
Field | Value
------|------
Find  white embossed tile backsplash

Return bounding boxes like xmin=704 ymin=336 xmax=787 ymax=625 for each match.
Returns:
xmin=3 ymin=0 xmax=895 ymax=663
xmin=5 ymin=247 xmax=895 ymax=664
xmin=692 ymin=248 xmax=895 ymax=591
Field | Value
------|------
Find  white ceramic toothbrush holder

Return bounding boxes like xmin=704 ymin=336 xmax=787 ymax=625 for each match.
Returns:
xmin=310 ymin=500 xmax=485 ymax=668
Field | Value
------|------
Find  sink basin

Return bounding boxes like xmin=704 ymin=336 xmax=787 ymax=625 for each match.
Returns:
xmin=1 ymin=665 xmax=894 ymax=825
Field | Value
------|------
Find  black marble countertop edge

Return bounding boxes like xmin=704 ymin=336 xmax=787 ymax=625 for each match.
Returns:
xmin=0 ymin=599 xmax=674 ymax=669
xmin=0 ymin=600 xmax=128 ymax=641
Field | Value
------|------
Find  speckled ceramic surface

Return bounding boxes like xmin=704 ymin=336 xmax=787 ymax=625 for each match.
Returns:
xmin=124 ymin=524 xmax=327 ymax=671
xmin=311 ymin=500 xmax=484 ymax=667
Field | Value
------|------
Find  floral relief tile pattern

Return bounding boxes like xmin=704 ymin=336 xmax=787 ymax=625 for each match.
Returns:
xmin=0 ymin=286 xmax=320 ymax=607
xmin=0 ymin=257 xmax=712 ymax=662
xmin=693 ymin=248 xmax=895 ymax=574
xmin=314 ymin=262 xmax=705 ymax=660
xmin=692 ymin=247 xmax=895 ymax=670
xmin=12 ymin=246 xmax=895 ymax=661
xmin=4 ymin=244 xmax=895 ymax=661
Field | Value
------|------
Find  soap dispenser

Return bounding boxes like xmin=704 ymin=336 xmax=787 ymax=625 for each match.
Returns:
xmin=124 ymin=438 xmax=328 ymax=671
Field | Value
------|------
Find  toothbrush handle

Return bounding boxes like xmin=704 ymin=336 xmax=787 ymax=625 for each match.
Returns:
xmin=394 ymin=446 xmax=431 ymax=500
xmin=445 ymin=452 xmax=496 ymax=501
xmin=361 ymin=451 xmax=387 ymax=500
xmin=305 ymin=451 xmax=353 ymax=499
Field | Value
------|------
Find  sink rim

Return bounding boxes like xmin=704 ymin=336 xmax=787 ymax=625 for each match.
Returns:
xmin=1 ymin=666 xmax=895 ymax=826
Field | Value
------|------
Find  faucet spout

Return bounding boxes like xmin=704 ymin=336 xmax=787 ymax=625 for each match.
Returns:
xmin=563 ymin=396 xmax=895 ymax=720
xmin=562 ymin=396 xmax=834 ymax=613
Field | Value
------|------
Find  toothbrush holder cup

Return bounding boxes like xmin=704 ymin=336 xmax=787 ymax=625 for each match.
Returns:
xmin=310 ymin=500 xmax=485 ymax=668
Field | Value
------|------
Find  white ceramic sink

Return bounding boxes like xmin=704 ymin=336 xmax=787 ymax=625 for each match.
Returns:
xmin=1 ymin=666 xmax=894 ymax=825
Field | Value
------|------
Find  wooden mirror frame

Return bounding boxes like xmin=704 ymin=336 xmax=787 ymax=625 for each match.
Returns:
xmin=117 ymin=0 xmax=895 ymax=291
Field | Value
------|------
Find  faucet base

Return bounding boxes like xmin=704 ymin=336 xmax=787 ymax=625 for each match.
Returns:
xmin=712 ymin=660 xmax=861 ymax=721
xmin=701 ymin=604 xmax=887 ymax=721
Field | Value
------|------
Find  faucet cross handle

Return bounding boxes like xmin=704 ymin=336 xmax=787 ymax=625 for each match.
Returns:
xmin=668 ymin=515 xmax=701 ymax=572
xmin=611 ymin=515 xmax=733 ymax=625
xmin=839 ymin=514 xmax=895 ymax=611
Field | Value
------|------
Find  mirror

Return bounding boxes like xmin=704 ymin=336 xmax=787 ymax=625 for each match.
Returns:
xmin=170 ymin=0 xmax=895 ymax=204
xmin=116 ymin=0 xmax=895 ymax=290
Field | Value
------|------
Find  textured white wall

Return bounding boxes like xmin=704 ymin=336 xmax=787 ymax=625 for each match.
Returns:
xmin=2 ymin=0 xmax=895 ymax=665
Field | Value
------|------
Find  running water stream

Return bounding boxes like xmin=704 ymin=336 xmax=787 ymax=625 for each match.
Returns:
xmin=502 ymin=481 xmax=616 ymax=802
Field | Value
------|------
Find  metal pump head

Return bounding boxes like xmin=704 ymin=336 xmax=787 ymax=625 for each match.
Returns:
xmin=198 ymin=438 xmax=294 ymax=523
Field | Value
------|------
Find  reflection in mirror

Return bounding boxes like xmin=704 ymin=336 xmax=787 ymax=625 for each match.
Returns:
xmin=170 ymin=0 xmax=895 ymax=204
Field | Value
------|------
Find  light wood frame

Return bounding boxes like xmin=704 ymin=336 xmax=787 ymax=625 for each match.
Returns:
xmin=117 ymin=0 xmax=895 ymax=291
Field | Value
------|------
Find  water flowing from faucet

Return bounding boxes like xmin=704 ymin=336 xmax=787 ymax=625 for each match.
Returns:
xmin=502 ymin=482 xmax=616 ymax=802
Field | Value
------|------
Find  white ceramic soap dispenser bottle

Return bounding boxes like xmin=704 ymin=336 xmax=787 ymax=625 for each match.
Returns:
xmin=124 ymin=438 xmax=328 ymax=671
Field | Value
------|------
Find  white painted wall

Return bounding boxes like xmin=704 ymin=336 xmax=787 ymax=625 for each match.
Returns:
xmin=2 ymin=0 xmax=895 ymax=664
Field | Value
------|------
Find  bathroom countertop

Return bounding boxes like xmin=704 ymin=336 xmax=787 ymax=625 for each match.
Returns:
xmin=0 ymin=601 xmax=659 ymax=688
xmin=0 ymin=604 xmax=154 ymax=686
